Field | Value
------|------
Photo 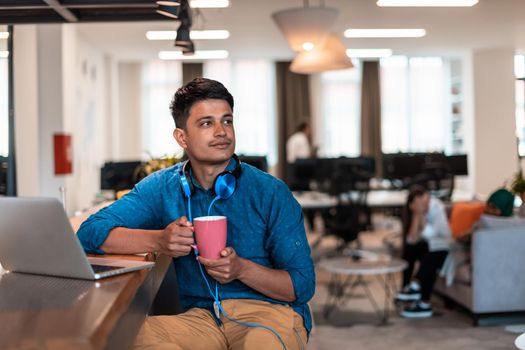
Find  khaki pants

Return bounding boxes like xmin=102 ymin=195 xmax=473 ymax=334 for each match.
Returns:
xmin=134 ymin=299 xmax=308 ymax=350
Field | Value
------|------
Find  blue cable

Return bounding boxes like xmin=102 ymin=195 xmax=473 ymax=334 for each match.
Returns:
xmin=188 ymin=196 xmax=287 ymax=350
xmin=185 ymin=195 xmax=193 ymax=223
xmin=208 ymin=196 xmax=220 ymax=216
xmin=216 ymin=302 xmax=287 ymax=350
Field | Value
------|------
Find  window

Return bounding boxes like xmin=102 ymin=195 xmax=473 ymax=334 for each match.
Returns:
xmin=204 ymin=60 xmax=277 ymax=166
xmin=141 ymin=60 xmax=183 ymax=158
xmin=380 ymin=56 xmax=447 ymax=154
xmin=318 ymin=64 xmax=361 ymax=157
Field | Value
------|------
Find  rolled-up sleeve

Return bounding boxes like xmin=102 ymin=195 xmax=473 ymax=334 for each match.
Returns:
xmin=77 ymin=172 xmax=164 ymax=254
xmin=265 ymin=183 xmax=316 ymax=304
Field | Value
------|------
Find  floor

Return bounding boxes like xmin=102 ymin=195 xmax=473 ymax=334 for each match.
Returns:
xmin=306 ymin=219 xmax=520 ymax=350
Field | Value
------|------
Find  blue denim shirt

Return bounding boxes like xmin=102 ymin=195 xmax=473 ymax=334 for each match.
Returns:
xmin=77 ymin=160 xmax=316 ymax=333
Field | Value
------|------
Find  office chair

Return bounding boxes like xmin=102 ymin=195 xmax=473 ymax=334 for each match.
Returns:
xmin=321 ymin=161 xmax=373 ymax=252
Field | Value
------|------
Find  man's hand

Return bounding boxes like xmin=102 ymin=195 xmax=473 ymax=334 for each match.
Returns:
xmin=197 ymin=247 xmax=245 ymax=284
xmin=158 ymin=216 xmax=194 ymax=257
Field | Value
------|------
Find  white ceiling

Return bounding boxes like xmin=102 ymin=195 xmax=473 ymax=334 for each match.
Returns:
xmin=75 ymin=0 xmax=525 ymax=62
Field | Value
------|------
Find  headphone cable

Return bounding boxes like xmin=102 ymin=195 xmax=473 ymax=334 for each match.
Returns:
xmin=194 ymin=250 xmax=287 ymax=350
xmin=186 ymin=197 xmax=287 ymax=350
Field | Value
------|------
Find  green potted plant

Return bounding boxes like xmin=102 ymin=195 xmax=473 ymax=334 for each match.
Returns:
xmin=133 ymin=154 xmax=183 ymax=183
xmin=510 ymin=170 xmax=525 ymax=217
xmin=510 ymin=170 xmax=525 ymax=197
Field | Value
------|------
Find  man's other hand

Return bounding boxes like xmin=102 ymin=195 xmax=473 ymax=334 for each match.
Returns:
xmin=197 ymin=247 xmax=245 ymax=284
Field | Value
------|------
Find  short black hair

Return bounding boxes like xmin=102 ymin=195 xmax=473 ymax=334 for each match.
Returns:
xmin=170 ymin=77 xmax=234 ymax=129
xmin=295 ymin=121 xmax=309 ymax=133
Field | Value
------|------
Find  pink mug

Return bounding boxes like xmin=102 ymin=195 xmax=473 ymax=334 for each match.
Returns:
xmin=194 ymin=216 xmax=227 ymax=260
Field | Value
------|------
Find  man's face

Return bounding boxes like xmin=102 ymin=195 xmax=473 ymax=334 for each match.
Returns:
xmin=174 ymin=99 xmax=235 ymax=165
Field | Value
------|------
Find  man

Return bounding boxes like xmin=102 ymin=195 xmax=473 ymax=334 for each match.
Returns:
xmin=286 ymin=122 xmax=313 ymax=163
xmin=78 ymin=78 xmax=315 ymax=350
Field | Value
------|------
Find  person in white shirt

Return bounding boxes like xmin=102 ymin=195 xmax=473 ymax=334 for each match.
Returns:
xmin=395 ymin=185 xmax=451 ymax=318
xmin=286 ymin=122 xmax=312 ymax=163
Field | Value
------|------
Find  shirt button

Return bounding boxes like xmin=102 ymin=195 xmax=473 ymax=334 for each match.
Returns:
xmin=295 ymin=241 xmax=301 ymax=246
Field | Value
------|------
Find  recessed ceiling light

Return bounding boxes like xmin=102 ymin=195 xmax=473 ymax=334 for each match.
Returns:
xmin=146 ymin=30 xmax=229 ymax=40
xmin=190 ymin=0 xmax=229 ymax=8
xmin=346 ymin=49 xmax=393 ymax=58
xmin=158 ymin=50 xmax=229 ymax=60
xmin=0 ymin=32 xmax=9 ymax=40
xmin=377 ymin=0 xmax=478 ymax=6
xmin=344 ymin=28 xmax=426 ymax=38
xmin=0 ymin=51 xmax=9 ymax=58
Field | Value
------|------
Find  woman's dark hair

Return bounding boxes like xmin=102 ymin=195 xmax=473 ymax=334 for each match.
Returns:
xmin=402 ymin=185 xmax=429 ymax=240
xmin=170 ymin=77 xmax=234 ymax=129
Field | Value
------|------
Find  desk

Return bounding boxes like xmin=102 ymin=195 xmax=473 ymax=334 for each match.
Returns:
xmin=0 ymin=254 xmax=171 ymax=350
xmin=366 ymin=190 xmax=407 ymax=210
xmin=293 ymin=191 xmax=337 ymax=209
xmin=293 ymin=190 xmax=408 ymax=211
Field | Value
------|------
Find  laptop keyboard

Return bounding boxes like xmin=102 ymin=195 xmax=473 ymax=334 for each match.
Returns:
xmin=90 ymin=264 xmax=123 ymax=273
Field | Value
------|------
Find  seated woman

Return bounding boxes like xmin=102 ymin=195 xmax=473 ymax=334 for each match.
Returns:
xmin=395 ymin=185 xmax=451 ymax=318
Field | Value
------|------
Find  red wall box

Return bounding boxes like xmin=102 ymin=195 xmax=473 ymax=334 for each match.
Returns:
xmin=53 ymin=133 xmax=73 ymax=175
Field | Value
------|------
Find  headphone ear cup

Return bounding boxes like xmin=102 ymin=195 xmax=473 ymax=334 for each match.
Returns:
xmin=214 ymin=172 xmax=237 ymax=199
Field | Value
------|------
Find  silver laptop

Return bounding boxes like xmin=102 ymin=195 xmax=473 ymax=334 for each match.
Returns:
xmin=0 ymin=197 xmax=154 ymax=280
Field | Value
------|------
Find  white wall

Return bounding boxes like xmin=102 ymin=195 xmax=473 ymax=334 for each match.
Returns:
xmin=14 ymin=24 xmax=115 ymax=214
xmin=65 ymin=27 xmax=111 ymax=213
xmin=36 ymin=25 xmax=66 ymax=200
xmin=117 ymin=63 xmax=143 ymax=160
xmin=13 ymin=25 xmax=40 ymax=197
xmin=471 ymin=48 xmax=518 ymax=198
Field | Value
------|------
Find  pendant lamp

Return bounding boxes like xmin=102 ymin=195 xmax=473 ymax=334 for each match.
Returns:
xmin=290 ymin=33 xmax=354 ymax=74
xmin=272 ymin=6 xmax=338 ymax=52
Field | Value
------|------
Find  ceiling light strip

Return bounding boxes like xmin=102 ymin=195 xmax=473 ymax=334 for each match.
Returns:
xmin=159 ymin=50 xmax=229 ymax=60
xmin=0 ymin=51 xmax=9 ymax=58
xmin=146 ymin=30 xmax=229 ymax=40
xmin=0 ymin=32 xmax=9 ymax=40
xmin=344 ymin=28 xmax=426 ymax=38
xmin=377 ymin=0 xmax=478 ymax=7
xmin=190 ymin=0 xmax=230 ymax=8
xmin=346 ymin=49 xmax=393 ymax=58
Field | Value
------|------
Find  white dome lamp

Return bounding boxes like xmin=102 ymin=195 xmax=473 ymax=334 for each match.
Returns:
xmin=272 ymin=2 xmax=338 ymax=52
xmin=290 ymin=33 xmax=354 ymax=74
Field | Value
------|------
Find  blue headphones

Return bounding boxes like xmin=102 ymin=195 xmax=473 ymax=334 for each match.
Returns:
xmin=178 ymin=154 xmax=242 ymax=200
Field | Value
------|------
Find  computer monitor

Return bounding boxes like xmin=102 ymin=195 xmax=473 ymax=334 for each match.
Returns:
xmin=382 ymin=153 xmax=425 ymax=180
xmin=331 ymin=157 xmax=374 ymax=193
xmin=446 ymin=154 xmax=468 ymax=175
xmin=382 ymin=152 xmax=447 ymax=180
xmin=238 ymin=155 xmax=268 ymax=172
xmin=287 ymin=158 xmax=318 ymax=191
xmin=100 ymin=161 xmax=143 ymax=192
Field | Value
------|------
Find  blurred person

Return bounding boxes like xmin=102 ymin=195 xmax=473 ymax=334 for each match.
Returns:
xmin=286 ymin=122 xmax=315 ymax=163
xmin=395 ymin=185 xmax=451 ymax=318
